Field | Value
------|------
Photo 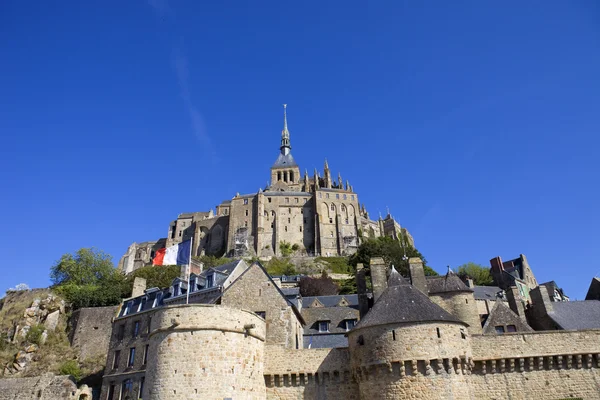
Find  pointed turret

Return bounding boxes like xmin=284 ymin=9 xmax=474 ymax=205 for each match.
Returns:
xmin=324 ymin=159 xmax=332 ymax=188
xmin=303 ymin=169 xmax=309 ymax=192
xmin=338 ymin=172 xmax=343 ymax=189
xmin=345 ymin=180 xmax=350 ymax=191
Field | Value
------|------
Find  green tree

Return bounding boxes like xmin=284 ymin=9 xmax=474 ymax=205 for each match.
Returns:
xmin=128 ymin=264 xmax=181 ymax=290
xmin=455 ymin=262 xmax=493 ymax=286
xmin=51 ymin=248 xmax=130 ymax=309
xmin=349 ymin=236 xmax=438 ymax=277
xmin=192 ymin=255 xmax=232 ymax=269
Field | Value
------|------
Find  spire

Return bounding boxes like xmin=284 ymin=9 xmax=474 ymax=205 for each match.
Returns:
xmin=324 ymin=159 xmax=329 ymax=171
xmin=280 ymin=104 xmax=291 ymax=155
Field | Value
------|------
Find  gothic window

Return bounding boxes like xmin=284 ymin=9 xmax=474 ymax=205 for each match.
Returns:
xmin=341 ymin=205 xmax=346 ymax=212
xmin=264 ymin=210 xmax=268 ymax=216
xmin=277 ymin=172 xmax=281 ymax=181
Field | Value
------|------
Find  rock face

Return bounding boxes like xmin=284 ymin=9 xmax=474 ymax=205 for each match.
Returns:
xmin=44 ymin=310 xmax=60 ymax=331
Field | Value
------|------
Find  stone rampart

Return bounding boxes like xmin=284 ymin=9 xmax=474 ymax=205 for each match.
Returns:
xmin=470 ymin=330 xmax=600 ymax=399
xmin=0 ymin=374 xmax=91 ymax=400
xmin=69 ymin=305 xmax=118 ymax=360
xmin=264 ymin=345 xmax=359 ymax=400
xmin=145 ymin=304 xmax=266 ymax=400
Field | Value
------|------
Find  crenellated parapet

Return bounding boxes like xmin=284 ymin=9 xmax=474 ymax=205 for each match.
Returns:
xmin=474 ymin=352 xmax=600 ymax=375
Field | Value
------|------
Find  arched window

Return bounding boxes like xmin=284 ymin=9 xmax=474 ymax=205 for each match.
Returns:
xmin=290 ymin=171 xmax=294 ymax=182
xmin=277 ymin=171 xmax=281 ymax=181
xmin=341 ymin=205 xmax=346 ymax=212
xmin=284 ymin=171 xmax=288 ymax=182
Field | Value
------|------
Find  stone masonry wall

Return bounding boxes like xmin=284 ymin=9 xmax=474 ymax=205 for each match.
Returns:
xmin=0 ymin=374 xmax=90 ymax=400
xmin=145 ymin=304 xmax=266 ymax=400
xmin=348 ymin=323 xmax=473 ymax=400
xmin=264 ymin=345 xmax=359 ymax=400
xmin=69 ymin=305 xmax=118 ymax=361
xmin=469 ymin=330 xmax=600 ymax=399
xmin=429 ymin=292 xmax=482 ymax=335
xmin=222 ymin=263 xmax=303 ymax=349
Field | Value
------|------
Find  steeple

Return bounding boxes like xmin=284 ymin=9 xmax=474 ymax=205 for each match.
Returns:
xmin=324 ymin=159 xmax=332 ymax=188
xmin=280 ymin=104 xmax=291 ymax=155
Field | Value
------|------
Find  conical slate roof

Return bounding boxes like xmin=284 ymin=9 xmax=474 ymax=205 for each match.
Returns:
xmin=354 ymin=272 xmax=465 ymax=331
xmin=426 ymin=271 xmax=473 ymax=294
xmin=272 ymin=152 xmax=298 ymax=168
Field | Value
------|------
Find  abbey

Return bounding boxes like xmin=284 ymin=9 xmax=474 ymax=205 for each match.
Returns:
xmin=119 ymin=106 xmax=411 ymax=272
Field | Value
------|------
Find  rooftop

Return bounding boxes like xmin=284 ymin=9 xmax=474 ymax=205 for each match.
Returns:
xmin=549 ymin=300 xmax=600 ymax=330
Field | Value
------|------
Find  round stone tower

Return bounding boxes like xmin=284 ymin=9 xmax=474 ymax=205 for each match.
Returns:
xmin=348 ymin=268 xmax=473 ymax=400
xmin=145 ymin=304 xmax=266 ymax=400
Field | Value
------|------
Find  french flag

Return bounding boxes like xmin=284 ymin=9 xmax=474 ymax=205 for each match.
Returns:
xmin=153 ymin=240 xmax=191 ymax=266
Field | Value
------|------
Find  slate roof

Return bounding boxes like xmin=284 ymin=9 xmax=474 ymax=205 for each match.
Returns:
xmin=272 ymin=152 xmax=298 ymax=168
xmin=585 ymin=278 xmax=600 ymax=301
xmin=302 ymin=294 xmax=359 ymax=309
xmin=548 ymin=301 xmax=600 ymax=330
xmin=426 ymin=273 xmax=473 ymax=294
xmin=281 ymin=287 xmax=300 ymax=297
xmin=302 ymin=307 xmax=359 ymax=335
xmin=303 ymin=334 xmax=348 ymax=349
xmin=472 ymin=286 xmax=505 ymax=301
xmin=354 ymin=277 xmax=465 ymax=330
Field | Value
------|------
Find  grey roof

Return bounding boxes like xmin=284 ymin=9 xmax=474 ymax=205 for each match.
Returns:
xmin=548 ymin=301 xmax=600 ymax=330
xmin=262 ymin=191 xmax=311 ymax=197
xmin=302 ymin=294 xmax=359 ymax=309
xmin=281 ymin=287 xmax=300 ymax=297
xmin=302 ymin=306 xmax=359 ymax=335
xmin=585 ymin=278 xmax=600 ymax=301
xmin=482 ymin=300 xmax=533 ymax=334
xmin=272 ymin=152 xmax=298 ymax=168
xmin=427 ymin=273 xmax=473 ymax=294
xmin=303 ymin=334 xmax=348 ymax=349
xmin=473 ymin=285 xmax=505 ymax=301
xmin=355 ymin=280 xmax=465 ymax=330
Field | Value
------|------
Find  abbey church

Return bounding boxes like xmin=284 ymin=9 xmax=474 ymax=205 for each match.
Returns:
xmin=119 ymin=106 xmax=412 ymax=273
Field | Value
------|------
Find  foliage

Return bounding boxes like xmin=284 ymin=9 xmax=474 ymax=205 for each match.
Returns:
xmin=349 ymin=236 xmax=438 ymax=277
xmin=192 ymin=255 xmax=232 ymax=269
xmin=299 ymin=271 xmax=339 ymax=296
xmin=26 ymin=324 xmax=45 ymax=345
xmin=456 ymin=262 xmax=494 ymax=286
xmin=265 ymin=257 xmax=296 ymax=276
xmin=315 ymin=257 xmax=353 ymax=274
xmin=50 ymin=248 xmax=130 ymax=310
xmin=291 ymin=243 xmax=300 ymax=252
xmin=59 ymin=360 xmax=82 ymax=381
xmin=337 ymin=278 xmax=358 ymax=295
xmin=279 ymin=241 xmax=293 ymax=257
xmin=128 ymin=264 xmax=181 ymax=290
xmin=0 ymin=332 xmax=10 ymax=351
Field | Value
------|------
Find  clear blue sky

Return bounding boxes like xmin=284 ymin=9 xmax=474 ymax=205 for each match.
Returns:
xmin=1 ymin=1 xmax=599 ymax=299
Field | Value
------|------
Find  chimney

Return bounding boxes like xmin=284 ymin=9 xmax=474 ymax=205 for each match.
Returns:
xmin=530 ymin=285 xmax=553 ymax=314
xmin=506 ymin=286 xmax=526 ymax=318
xmin=356 ymin=263 xmax=370 ymax=318
xmin=409 ymin=257 xmax=428 ymax=295
xmin=370 ymin=257 xmax=388 ymax=302
xmin=131 ymin=277 xmax=147 ymax=298
xmin=489 ymin=256 xmax=504 ymax=273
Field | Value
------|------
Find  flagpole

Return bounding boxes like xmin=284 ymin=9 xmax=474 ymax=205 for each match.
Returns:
xmin=186 ymin=236 xmax=193 ymax=305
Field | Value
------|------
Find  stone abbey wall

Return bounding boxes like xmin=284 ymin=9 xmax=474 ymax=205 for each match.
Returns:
xmin=145 ymin=304 xmax=266 ymax=400
xmin=69 ymin=305 xmax=118 ymax=360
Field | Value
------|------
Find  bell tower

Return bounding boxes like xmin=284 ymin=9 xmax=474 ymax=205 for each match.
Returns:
xmin=270 ymin=105 xmax=300 ymax=190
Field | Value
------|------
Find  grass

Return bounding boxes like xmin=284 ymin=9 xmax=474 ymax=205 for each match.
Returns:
xmin=315 ymin=256 xmax=354 ymax=274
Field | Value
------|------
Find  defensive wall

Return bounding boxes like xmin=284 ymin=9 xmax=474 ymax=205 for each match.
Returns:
xmin=0 ymin=374 xmax=91 ymax=400
xmin=264 ymin=345 xmax=359 ymax=400
xmin=69 ymin=305 xmax=118 ymax=360
xmin=145 ymin=304 xmax=266 ymax=400
xmin=470 ymin=329 xmax=600 ymax=400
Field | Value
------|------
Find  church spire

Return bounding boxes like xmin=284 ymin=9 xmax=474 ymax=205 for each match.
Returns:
xmin=280 ymin=104 xmax=291 ymax=155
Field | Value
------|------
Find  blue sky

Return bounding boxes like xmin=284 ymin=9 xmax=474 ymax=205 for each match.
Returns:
xmin=1 ymin=1 xmax=599 ymax=299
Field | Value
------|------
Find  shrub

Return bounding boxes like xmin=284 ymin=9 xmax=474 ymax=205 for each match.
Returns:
xmin=266 ymin=257 xmax=296 ymax=276
xmin=59 ymin=360 xmax=82 ymax=381
xmin=279 ymin=241 xmax=293 ymax=257
xmin=26 ymin=324 xmax=45 ymax=345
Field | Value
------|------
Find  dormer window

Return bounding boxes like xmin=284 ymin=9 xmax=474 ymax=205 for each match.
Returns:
xmin=345 ymin=319 xmax=356 ymax=331
xmin=153 ymin=292 xmax=162 ymax=308
xmin=173 ymin=284 xmax=180 ymax=296
xmin=206 ymin=274 xmax=214 ymax=288
xmin=189 ymin=278 xmax=196 ymax=293
xmin=318 ymin=321 xmax=329 ymax=332
xmin=138 ymin=297 xmax=147 ymax=312
xmin=123 ymin=301 xmax=132 ymax=316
